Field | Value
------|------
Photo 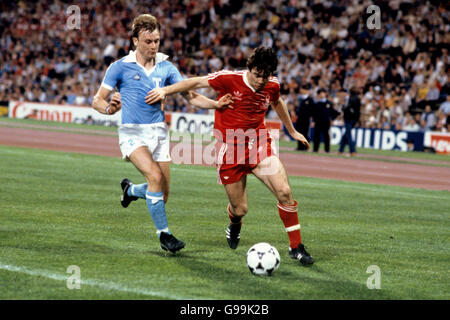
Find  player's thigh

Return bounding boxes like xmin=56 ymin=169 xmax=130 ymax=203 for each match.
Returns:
xmin=223 ymin=176 xmax=248 ymax=215
xmin=252 ymin=155 xmax=293 ymax=203
xmin=129 ymin=146 xmax=163 ymax=185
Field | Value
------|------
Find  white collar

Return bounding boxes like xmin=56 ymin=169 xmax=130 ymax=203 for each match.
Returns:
xmin=243 ymin=70 xmax=257 ymax=92
xmin=123 ymin=50 xmax=169 ymax=76
xmin=123 ymin=50 xmax=169 ymax=64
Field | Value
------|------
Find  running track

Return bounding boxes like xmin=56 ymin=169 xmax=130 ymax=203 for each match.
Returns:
xmin=1 ymin=125 xmax=449 ymax=191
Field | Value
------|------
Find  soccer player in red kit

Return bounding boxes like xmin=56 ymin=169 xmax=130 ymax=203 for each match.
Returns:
xmin=146 ymin=47 xmax=314 ymax=265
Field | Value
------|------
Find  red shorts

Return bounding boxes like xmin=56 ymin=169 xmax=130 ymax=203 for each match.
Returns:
xmin=215 ymin=130 xmax=276 ymax=184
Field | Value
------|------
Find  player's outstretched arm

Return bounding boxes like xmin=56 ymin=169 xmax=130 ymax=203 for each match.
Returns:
xmin=145 ymin=76 xmax=210 ymax=105
xmin=271 ymin=97 xmax=310 ymax=149
xmin=92 ymin=87 xmax=122 ymax=115
xmin=181 ymin=91 xmax=234 ymax=110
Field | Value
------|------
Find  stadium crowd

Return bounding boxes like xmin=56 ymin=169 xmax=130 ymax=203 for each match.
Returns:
xmin=0 ymin=0 xmax=449 ymax=132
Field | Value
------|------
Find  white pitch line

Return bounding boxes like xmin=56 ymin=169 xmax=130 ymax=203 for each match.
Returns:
xmin=0 ymin=262 xmax=203 ymax=300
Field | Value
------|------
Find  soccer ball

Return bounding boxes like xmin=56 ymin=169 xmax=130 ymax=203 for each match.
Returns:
xmin=246 ymin=242 xmax=280 ymax=276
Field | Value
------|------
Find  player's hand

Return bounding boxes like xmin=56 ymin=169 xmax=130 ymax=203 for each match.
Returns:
xmin=291 ymin=130 xmax=310 ymax=150
xmin=217 ymin=93 xmax=234 ymax=110
xmin=108 ymin=92 xmax=122 ymax=114
xmin=145 ymin=88 xmax=166 ymax=105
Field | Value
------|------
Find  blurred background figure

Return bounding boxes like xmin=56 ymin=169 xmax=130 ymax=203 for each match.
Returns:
xmin=339 ymin=87 xmax=361 ymax=156
xmin=312 ymin=89 xmax=339 ymax=153
xmin=24 ymin=109 xmax=39 ymax=120
xmin=420 ymin=105 xmax=436 ymax=131
xmin=295 ymin=83 xmax=314 ymax=151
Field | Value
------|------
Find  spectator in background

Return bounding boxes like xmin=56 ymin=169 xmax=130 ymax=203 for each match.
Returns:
xmin=390 ymin=116 xmax=403 ymax=131
xmin=377 ymin=101 xmax=391 ymax=126
xmin=379 ymin=115 xmax=390 ymax=130
xmin=420 ymin=105 xmax=436 ymax=131
xmin=84 ymin=115 xmax=95 ymax=125
xmin=403 ymin=115 xmax=421 ymax=132
xmin=295 ymin=83 xmax=314 ymax=151
xmin=0 ymin=0 xmax=448 ymax=135
xmin=406 ymin=139 xmax=415 ymax=151
xmin=439 ymin=95 xmax=450 ymax=116
xmin=414 ymin=113 xmax=424 ymax=130
xmin=338 ymin=87 xmax=361 ymax=156
xmin=281 ymin=101 xmax=298 ymax=141
xmin=435 ymin=110 xmax=448 ymax=132
xmin=312 ymin=89 xmax=339 ymax=153
xmin=426 ymin=81 xmax=441 ymax=105
xmin=25 ymin=109 xmax=38 ymax=120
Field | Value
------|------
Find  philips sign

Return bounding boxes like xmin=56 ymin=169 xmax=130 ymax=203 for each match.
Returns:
xmin=329 ymin=127 xmax=424 ymax=151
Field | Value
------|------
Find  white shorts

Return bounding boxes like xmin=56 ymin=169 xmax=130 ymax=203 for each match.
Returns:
xmin=118 ymin=122 xmax=171 ymax=162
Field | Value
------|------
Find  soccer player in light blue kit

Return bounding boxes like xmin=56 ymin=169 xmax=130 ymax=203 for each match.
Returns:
xmin=92 ymin=14 xmax=232 ymax=253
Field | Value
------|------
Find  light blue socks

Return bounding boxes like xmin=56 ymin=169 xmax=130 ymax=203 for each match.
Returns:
xmin=127 ymin=183 xmax=147 ymax=199
xmin=145 ymin=191 xmax=170 ymax=236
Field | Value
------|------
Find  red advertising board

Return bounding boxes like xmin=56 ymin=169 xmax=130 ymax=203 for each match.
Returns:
xmin=428 ymin=132 xmax=450 ymax=154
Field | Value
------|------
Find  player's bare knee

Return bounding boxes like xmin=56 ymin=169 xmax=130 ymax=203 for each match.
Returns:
xmin=232 ymin=204 xmax=248 ymax=216
xmin=145 ymin=170 xmax=163 ymax=188
xmin=277 ymin=185 xmax=292 ymax=203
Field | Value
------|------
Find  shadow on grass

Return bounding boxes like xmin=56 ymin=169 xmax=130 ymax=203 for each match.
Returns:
xmin=165 ymin=249 xmax=397 ymax=300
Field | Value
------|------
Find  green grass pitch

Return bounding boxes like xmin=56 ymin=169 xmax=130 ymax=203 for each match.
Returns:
xmin=0 ymin=144 xmax=449 ymax=300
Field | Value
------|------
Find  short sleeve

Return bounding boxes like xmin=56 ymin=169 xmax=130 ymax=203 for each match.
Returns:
xmin=101 ymin=62 xmax=121 ymax=91
xmin=270 ymin=77 xmax=281 ymax=102
xmin=165 ymin=63 xmax=183 ymax=86
xmin=207 ymin=71 xmax=228 ymax=93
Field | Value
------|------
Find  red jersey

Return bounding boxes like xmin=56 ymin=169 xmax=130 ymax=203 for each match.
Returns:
xmin=207 ymin=70 xmax=280 ymax=138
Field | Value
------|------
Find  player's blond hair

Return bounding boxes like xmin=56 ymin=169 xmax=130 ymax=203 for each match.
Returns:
xmin=131 ymin=14 xmax=161 ymax=39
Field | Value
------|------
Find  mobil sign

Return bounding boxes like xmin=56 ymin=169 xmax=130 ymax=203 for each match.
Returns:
xmin=8 ymin=101 xmax=121 ymax=125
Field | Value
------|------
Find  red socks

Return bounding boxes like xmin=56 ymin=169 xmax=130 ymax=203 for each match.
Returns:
xmin=227 ymin=202 xmax=302 ymax=250
xmin=278 ymin=200 xmax=302 ymax=249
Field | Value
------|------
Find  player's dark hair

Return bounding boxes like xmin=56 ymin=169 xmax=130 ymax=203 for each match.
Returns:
xmin=246 ymin=47 xmax=278 ymax=77
xmin=131 ymin=14 xmax=161 ymax=39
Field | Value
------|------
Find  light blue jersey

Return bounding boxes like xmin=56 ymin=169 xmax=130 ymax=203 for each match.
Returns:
xmin=101 ymin=51 xmax=182 ymax=124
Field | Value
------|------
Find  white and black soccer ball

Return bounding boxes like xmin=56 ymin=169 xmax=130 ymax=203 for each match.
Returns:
xmin=246 ymin=242 xmax=280 ymax=276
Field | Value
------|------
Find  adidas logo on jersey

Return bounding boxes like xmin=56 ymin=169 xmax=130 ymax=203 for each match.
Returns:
xmin=233 ymin=91 xmax=243 ymax=100
xmin=133 ymin=74 xmax=140 ymax=81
